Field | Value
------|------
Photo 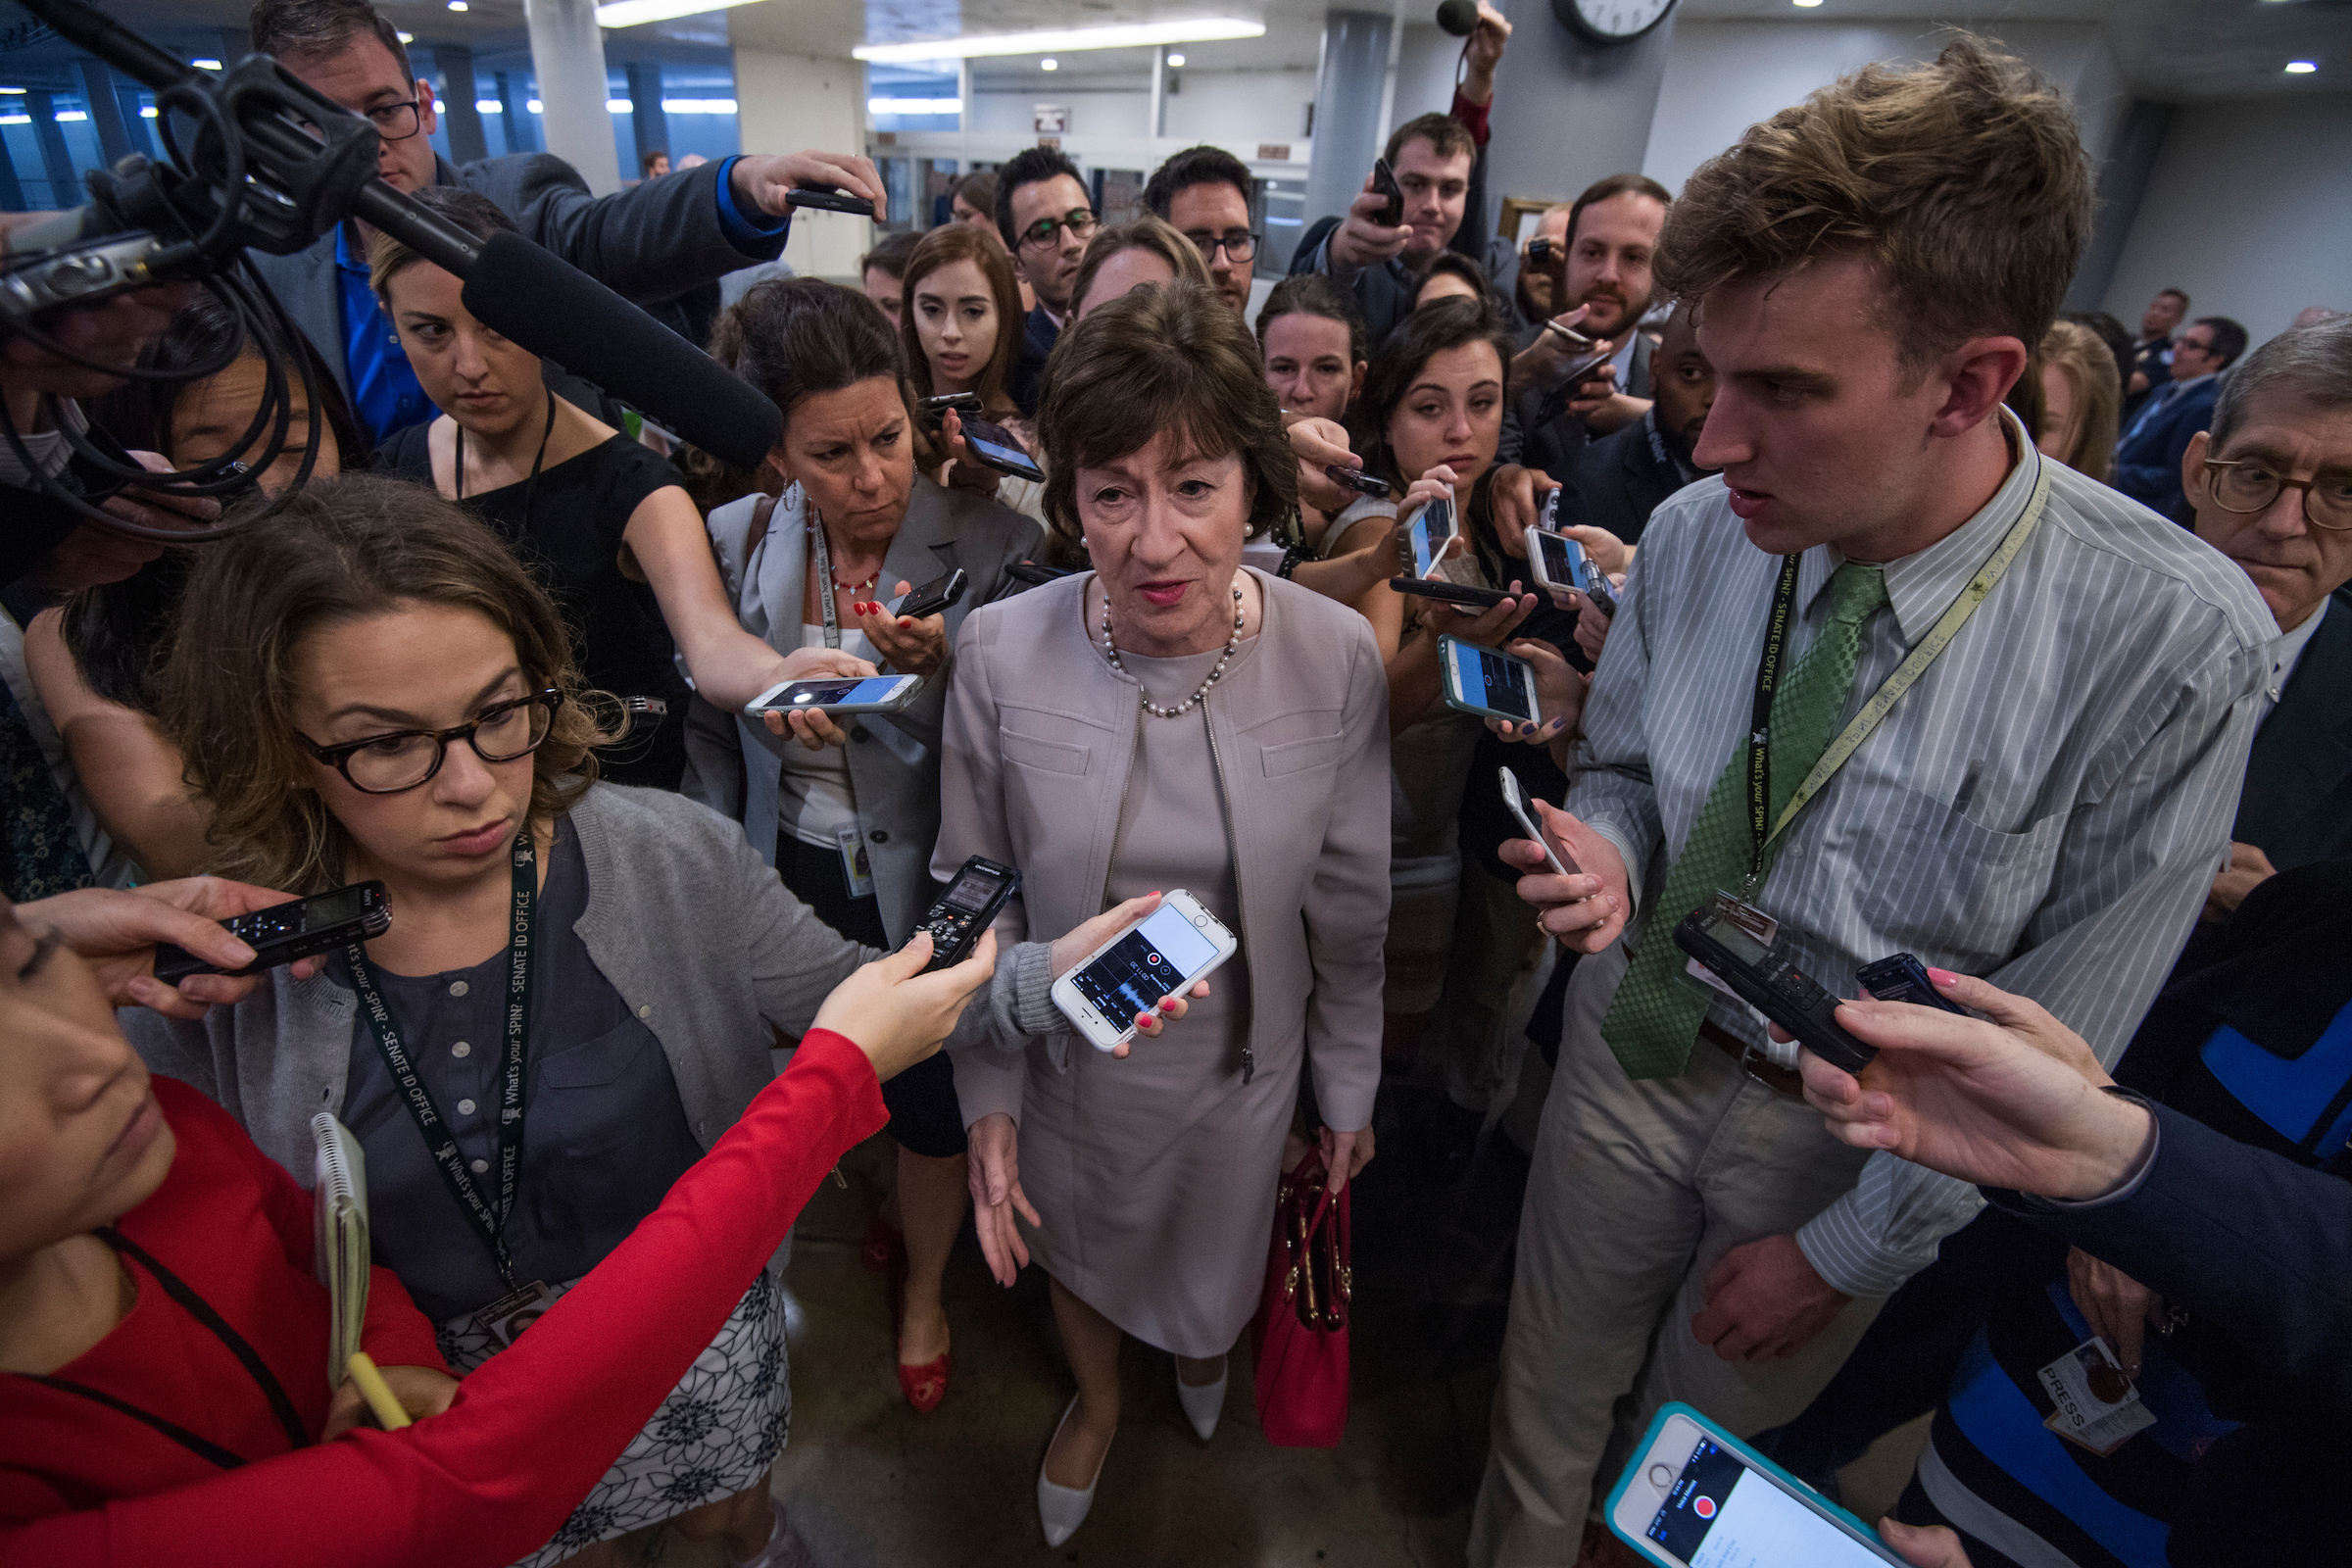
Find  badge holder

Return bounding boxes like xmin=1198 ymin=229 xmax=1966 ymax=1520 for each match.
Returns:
xmin=837 ymin=823 xmax=876 ymax=900
xmin=472 ymin=1278 xmax=555 ymax=1348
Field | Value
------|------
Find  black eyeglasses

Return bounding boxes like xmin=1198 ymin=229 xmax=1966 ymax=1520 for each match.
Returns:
xmin=1020 ymin=209 xmax=1099 ymax=250
xmin=302 ymin=688 xmax=562 ymax=794
xmin=362 ymin=98 xmax=424 ymax=141
xmin=2201 ymin=460 xmax=2352 ymax=530
xmin=1184 ymin=229 xmax=1259 ymax=263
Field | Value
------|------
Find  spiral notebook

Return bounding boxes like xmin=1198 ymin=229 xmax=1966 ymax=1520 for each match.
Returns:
xmin=311 ymin=1111 xmax=370 ymax=1389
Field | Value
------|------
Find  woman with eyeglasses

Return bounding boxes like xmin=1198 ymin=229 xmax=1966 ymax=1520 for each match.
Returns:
xmin=120 ymin=474 xmax=885 ymax=1568
xmin=369 ymin=186 xmax=816 ymax=791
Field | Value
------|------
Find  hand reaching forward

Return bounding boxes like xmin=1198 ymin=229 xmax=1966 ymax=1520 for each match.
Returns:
xmin=810 ymin=929 xmax=997 ymax=1084
xmin=19 ymin=879 xmax=329 ymax=1019
xmin=1498 ymin=798 xmax=1628 ymax=953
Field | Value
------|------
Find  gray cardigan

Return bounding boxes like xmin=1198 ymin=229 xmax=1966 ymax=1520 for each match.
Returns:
xmin=681 ymin=475 xmax=1040 ymax=943
xmin=122 ymin=784 xmax=877 ymax=1187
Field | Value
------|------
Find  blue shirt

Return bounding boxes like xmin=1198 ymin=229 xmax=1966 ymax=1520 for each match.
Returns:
xmin=333 ymin=157 xmax=789 ymax=446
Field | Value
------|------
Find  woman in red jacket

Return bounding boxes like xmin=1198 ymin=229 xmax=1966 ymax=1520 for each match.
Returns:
xmin=0 ymin=891 xmax=992 ymax=1567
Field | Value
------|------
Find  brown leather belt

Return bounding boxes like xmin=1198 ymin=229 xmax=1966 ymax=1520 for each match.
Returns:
xmin=1699 ymin=1020 xmax=1808 ymax=1100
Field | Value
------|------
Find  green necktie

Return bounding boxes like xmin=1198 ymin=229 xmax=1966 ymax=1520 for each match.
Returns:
xmin=1599 ymin=561 xmax=1891 ymax=1079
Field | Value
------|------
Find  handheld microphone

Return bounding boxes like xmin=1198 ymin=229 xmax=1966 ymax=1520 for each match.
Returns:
xmin=1436 ymin=0 xmax=1481 ymax=37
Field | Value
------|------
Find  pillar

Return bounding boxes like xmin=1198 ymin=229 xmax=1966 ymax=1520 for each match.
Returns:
xmin=23 ymin=91 xmax=78 ymax=209
xmin=1301 ymin=10 xmax=1393 ymax=236
xmin=113 ymin=82 xmax=156 ymax=158
xmin=625 ymin=61 xmax=667 ymax=176
xmin=2066 ymin=101 xmax=2173 ymax=314
xmin=74 ymin=59 xmax=134 ymax=168
xmin=494 ymin=70 xmax=538 ymax=155
xmin=433 ymin=41 xmax=492 ymax=166
xmin=522 ymin=0 xmax=620 ymax=195
xmin=1479 ymin=7 xmax=1678 ymax=240
xmin=0 ymin=130 xmax=24 ymax=213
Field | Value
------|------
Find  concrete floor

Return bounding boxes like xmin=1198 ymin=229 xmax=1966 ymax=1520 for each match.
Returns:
xmin=609 ymin=1075 xmax=1928 ymax=1567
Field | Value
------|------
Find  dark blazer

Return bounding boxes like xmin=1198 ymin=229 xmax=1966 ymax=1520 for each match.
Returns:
xmin=2112 ymin=373 xmax=2221 ymax=517
xmin=246 ymin=154 xmax=776 ymax=402
xmin=2235 ymin=590 xmax=2352 ymax=870
xmin=1007 ymin=303 xmax=1061 ymax=417
xmin=1573 ymin=412 xmax=1686 ymax=547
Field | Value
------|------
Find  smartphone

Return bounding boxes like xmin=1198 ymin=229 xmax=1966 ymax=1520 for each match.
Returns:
xmin=916 ymin=391 xmax=984 ymax=423
xmin=1543 ymin=318 xmax=1594 ymax=351
xmin=1052 ymin=890 xmax=1239 ymax=1053
xmin=912 ymin=856 xmax=1020 ymax=972
xmin=785 ymin=183 xmax=876 ymax=217
xmin=1005 ymin=560 xmax=1078 ymax=587
xmin=1533 ymin=346 xmax=1621 ymax=430
xmin=152 ymin=882 xmax=392 ymax=984
xmin=1606 ymin=1404 xmax=1908 ymax=1566
xmin=1529 ymin=527 xmax=1618 ymax=617
xmin=1370 ymin=158 xmax=1404 ymax=227
xmin=889 ymin=566 xmax=968 ymax=621
xmin=1498 ymin=766 xmax=1577 ymax=877
xmin=1325 ymin=464 xmax=1392 ymax=498
xmin=1526 ymin=235 xmax=1556 ymax=263
xmin=1440 ymin=636 xmax=1539 ymax=724
xmin=1854 ymin=953 xmax=1967 ymax=1013
xmin=745 ymin=673 xmax=925 ymax=717
xmin=1393 ymin=576 xmax=1513 ymax=609
xmin=1405 ymin=490 xmax=1456 ymax=578
xmin=959 ymin=416 xmax=1047 ymax=482
xmin=1671 ymin=906 xmax=1876 ymax=1075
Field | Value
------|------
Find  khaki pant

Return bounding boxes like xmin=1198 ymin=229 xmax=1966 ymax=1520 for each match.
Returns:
xmin=1467 ymin=941 xmax=1886 ymax=1566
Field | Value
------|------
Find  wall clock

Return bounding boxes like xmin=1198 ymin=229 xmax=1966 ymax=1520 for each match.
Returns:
xmin=1552 ymin=0 xmax=1677 ymax=47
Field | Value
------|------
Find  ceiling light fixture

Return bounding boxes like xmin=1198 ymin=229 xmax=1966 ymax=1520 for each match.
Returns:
xmin=594 ymin=0 xmax=764 ymax=27
xmin=855 ymin=18 xmax=1264 ymax=65
xmin=868 ymin=96 xmax=963 ymax=115
xmin=191 ymin=57 xmax=223 ymax=69
xmin=396 ymin=30 xmax=414 ymax=42
xmin=1792 ymin=0 xmax=1822 ymax=8
xmin=2284 ymin=60 xmax=2318 ymax=74
xmin=1040 ymin=57 xmax=1057 ymax=71
xmin=446 ymin=2 xmax=466 ymax=11
xmin=475 ymin=98 xmax=503 ymax=113
xmin=1166 ymin=52 xmax=1185 ymax=67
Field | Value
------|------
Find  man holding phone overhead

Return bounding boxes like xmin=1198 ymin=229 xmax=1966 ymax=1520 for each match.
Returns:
xmin=1468 ymin=37 xmax=2275 ymax=1567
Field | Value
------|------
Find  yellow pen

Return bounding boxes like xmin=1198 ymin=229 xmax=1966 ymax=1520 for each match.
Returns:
xmin=346 ymin=1351 xmax=412 ymax=1430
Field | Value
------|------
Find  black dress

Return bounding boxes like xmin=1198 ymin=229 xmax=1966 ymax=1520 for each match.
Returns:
xmin=381 ymin=425 xmax=693 ymax=789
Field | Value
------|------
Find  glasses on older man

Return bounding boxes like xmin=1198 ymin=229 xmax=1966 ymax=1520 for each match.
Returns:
xmin=1019 ymin=209 xmax=1099 ymax=250
xmin=2201 ymin=459 xmax=2352 ymax=531
xmin=303 ymin=688 xmax=563 ymax=794
xmin=1183 ymin=229 xmax=1260 ymax=264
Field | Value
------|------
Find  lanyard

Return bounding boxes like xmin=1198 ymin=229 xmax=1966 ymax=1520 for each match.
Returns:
xmin=455 ymin=389 xmax=558 ymax=538
xmin=1740 ymin=459 xmax=2053 ymax=888
xmin=345 ymin=831 xmax=541 ymax=1290
xmin=807 ymin=510 xmax=844 ymax=651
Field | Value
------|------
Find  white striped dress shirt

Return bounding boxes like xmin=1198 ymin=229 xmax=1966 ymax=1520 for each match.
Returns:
xmin=1564 ymin=417 xmax=2276 ymax=1297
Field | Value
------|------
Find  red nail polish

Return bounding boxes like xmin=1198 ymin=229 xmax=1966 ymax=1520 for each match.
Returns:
xmin=1928 ymin=967 xmax=1960 ymax=985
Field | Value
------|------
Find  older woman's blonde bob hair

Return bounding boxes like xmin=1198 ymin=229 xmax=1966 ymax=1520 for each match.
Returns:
xmin=159 ymin=474 xmax=612 ymax=894
xmin=1067 ymin=214 xmax=1214 ymax=321
xmin=1037 ymin=279 xmax=1298 ymax=554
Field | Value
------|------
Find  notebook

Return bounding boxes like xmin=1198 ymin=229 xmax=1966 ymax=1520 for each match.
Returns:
xmin=311 ymin=1111 xmax=370 ymax=1389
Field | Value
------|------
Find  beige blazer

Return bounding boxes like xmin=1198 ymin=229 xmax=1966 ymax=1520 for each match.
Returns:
xmin=935 ymin=567 xmax=1391 ymax=1136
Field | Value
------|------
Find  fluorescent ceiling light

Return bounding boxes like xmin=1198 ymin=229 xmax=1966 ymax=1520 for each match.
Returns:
xmin=397 ymin=31 xmax=415 ymax=42
xmin=447 ymin=2 xmax=466 ymax=11
xmin=527 ymin=98 xmax=544 ymax=112
xmin=1040 ymin=57 xmax=1056 ymax=70
xmin=0 ymin=85 xmax=23 ymax=93
xmin=1792 ymin=0 xmax=1822 ymax=8
xmin=662 ymin=97 xmax=737 ymax=113
xmin=475 ymin=98 xmax=503 ymax=113
xmin=595 ymin=0 xmax=763 ymax=27
xmin=54 ymin=110 xmax=87 ymax=121
xmin=869 ymin=96 xmax=962 ymax=114
xmin=855 ymin=18 xmax=1265 ymax=65
xmin=140 ymin=105 xmax=159 ymax=117
xmin=1166 ymin=52 xmax=1185 ymax=67
xmin=2284 ymin=60 xmax=2318 ymax=74
xmin=0 ymin=115 xmax=26 ymax=125
xmin=191 ymin=57 xmax=223 ymax=69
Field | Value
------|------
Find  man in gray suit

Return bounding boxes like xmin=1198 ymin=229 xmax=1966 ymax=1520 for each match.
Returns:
xmin=243 ymin=0 xmax=884 ymax=444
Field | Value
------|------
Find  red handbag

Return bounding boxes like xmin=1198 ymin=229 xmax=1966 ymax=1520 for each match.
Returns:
xmin=1250 ymin=1146 xmax=1352 ymax=1447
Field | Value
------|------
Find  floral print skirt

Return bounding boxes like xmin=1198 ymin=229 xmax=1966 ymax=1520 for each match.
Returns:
xmin=437 ymin=1269 xmax=789 ymax=1568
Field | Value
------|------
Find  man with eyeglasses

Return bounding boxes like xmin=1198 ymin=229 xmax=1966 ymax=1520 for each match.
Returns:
xmin=241 ymin=0 xmax=885 ymax=444
xmin=1143 ymin=146 xmax=1259 ymax=318
xmin=2114 ymin=314 xmax=2247 ymax=521
xmin=2178 ymin=315 xmax=2352 ymax=938
xmin=995 ymin=145 xmax=1097 ymax=416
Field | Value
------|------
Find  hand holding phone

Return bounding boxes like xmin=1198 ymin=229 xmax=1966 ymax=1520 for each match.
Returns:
xmin=889 ymin=566 xmax=968 ymax=622
xmin=1608 ymin=1404 xmax=1911 ymax=1565
xmin=1370 ymin=158 xmax=1405 ymax=226
xmin=746 ymin=672 xmax=925 ymax=718
xmin=917 ymin=391 xmax=985 ymax=424
xmin=151 ymin=882 xmax=392 ymax=984
xmin=912 ymin=858 xmax=1020 ymax=972
xmin=1498 ymin=767 xmax=1579 ymax=877
xmin=785 ymin=183 xmax=876 ymax=217
xmin=957 ymin=416 xmax=1046 ymax=483
xmin=1052 ymin=891 xmax=1239 ymax=1053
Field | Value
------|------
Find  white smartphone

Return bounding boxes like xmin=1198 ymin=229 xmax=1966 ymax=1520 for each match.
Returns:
xmin=1528 ymin=526 xmax=1617 ymax=616
xmin=1439 ymin=636 xmax=1539 ymax=725
xmin=1051 ymin=890 xmax=1239 ymax=1053
xmin=1406 ymin=488 xmax=1457 ymax=578
xmin=1606 ymin=1404 xmax=1909 ymax=1567
xmin=1498 ymin=766 xmax=1578 ymax=877
xmin=744 ymin=673 xmax=924 ymax=717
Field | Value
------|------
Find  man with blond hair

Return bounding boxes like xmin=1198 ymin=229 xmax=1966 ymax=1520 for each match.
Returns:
xmin=1472 ymin=36 xmax=2274 ymax=1565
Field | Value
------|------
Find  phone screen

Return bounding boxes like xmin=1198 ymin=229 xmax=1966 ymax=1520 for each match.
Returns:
xmin=1536 ymin=530 xmax=1589 ymax=592
xmin=1452 ymin=644 xmax=1535 ymax=720
xmin=765 ymin=677 xmax=906 ymax=710
xmin=939 ymin=864 xmax=1004 ymax=915
xmin=294 ymin=887 xmax=368 ymax=931
xmin=1647 ymin=1436 xmax=1890 ymax=1567
xmin=1411 ymin=498 xmax=1454 ymax=577
xmin=1072 ymin=904 xmax=1220 ymax=1024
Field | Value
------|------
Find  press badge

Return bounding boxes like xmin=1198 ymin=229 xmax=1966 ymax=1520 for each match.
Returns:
xmin=837 ymin=824 xmax=876 ymax=899
xmin=472 ymin=1278 xmax=555 ymax=1348
xmin=1683 ymin=891 xmax=1779 ymax=1004
xmin=2037 ymin=1337 xmax=2156 ymax=1456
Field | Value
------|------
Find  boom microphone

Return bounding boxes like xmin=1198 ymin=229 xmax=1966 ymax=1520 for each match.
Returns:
xmin=463 ymin=232 xmax=780 ymax=468
xmin=1436 ymin=0 xmax=1481 ymax=37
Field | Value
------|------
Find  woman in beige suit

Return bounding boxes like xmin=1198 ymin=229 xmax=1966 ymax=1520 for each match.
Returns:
xmin=935 ymin=282 xmax=1391 ymax=1546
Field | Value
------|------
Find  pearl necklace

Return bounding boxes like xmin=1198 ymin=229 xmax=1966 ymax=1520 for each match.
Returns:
xmin=1101 ymin=585 xmax=1245 ymax=718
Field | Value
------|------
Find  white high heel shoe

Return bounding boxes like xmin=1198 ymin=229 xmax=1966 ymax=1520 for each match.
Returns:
xmin=1037 ymin=1396 xmax=1112 ymax=1548
xmin=1176 ymin=1357 xmax=1228 ymax=1443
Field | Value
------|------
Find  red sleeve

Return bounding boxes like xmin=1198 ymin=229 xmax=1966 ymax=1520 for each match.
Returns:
xmin=1 ymin=1030 xmax=887 ymax=1568
xmin=1450 ymin=89 xmax=1491 ymax=148
xmin=357 ymin=1264 xmax=448 ymax=1376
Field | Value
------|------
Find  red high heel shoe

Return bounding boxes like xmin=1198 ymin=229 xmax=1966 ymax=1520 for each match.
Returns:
xmin=887 ymin=1247 xmax=951 ymax=1413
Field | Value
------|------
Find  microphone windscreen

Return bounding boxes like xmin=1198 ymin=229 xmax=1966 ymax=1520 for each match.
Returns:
xmin=461 ymin=230 xmax=779 ymax=470
xmin=1436 ymin=0 xmax=1479 ymax=37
